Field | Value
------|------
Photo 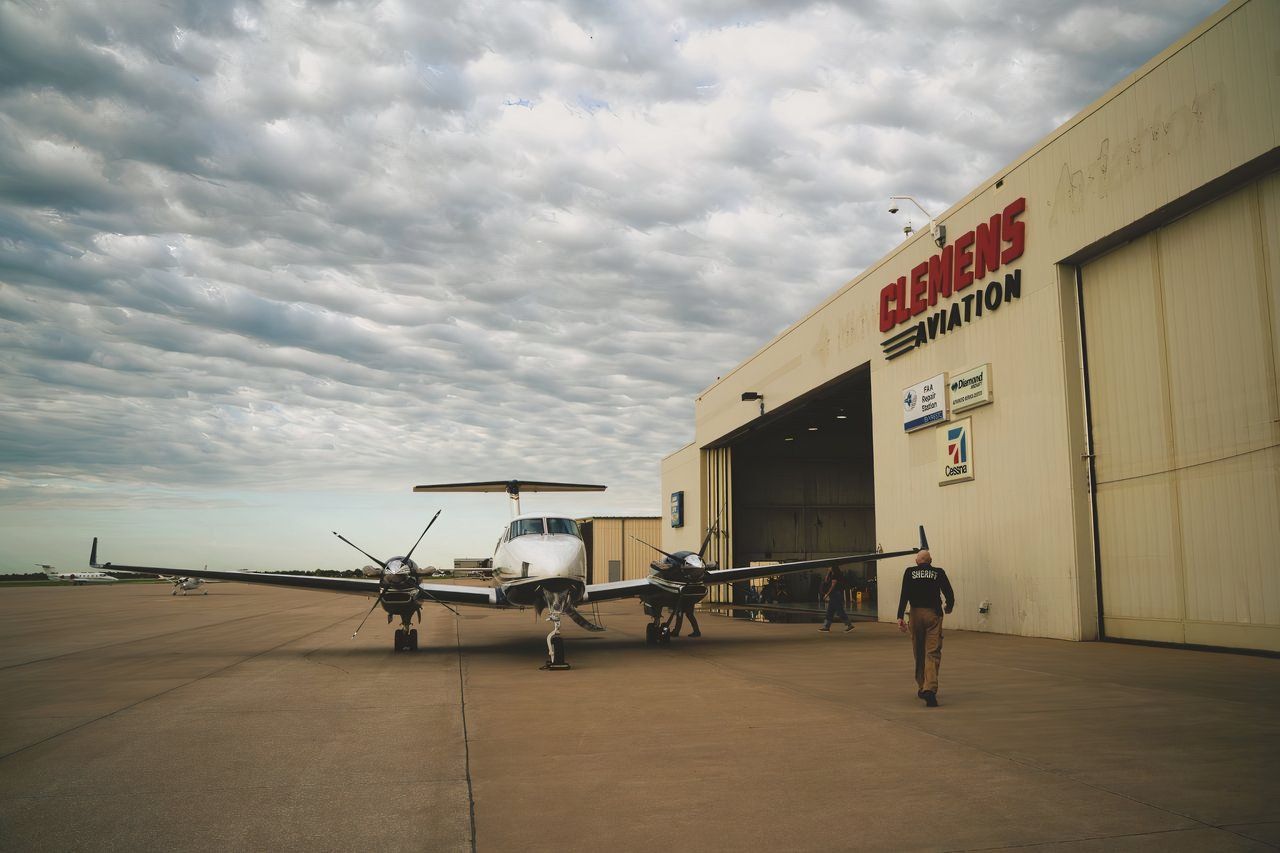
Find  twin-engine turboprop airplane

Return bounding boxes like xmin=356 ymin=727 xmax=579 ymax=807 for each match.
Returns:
xmin=89 ymin=479 xmax=926 ymax=668
xmin=40 ymin=564 xmax=118 ymax=585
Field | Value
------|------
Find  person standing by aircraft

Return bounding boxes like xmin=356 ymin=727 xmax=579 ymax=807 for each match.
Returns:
xmin=896 ymin=551 xmax=955 ymax=707
xmin=818 ymin=565 xmax=853 ymax=632
xmin=671 ymin=598 xmax=701 ymax=637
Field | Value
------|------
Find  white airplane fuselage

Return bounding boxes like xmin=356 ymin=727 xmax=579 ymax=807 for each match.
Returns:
xmin=490 ymin=513 xmax=588 ymax=607
xmin=43 ymin=567 xmax=116 ymax=585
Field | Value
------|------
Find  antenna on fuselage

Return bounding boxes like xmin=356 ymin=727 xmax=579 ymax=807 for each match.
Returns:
xmin=412 ymin=479 xmax=607 ymax=518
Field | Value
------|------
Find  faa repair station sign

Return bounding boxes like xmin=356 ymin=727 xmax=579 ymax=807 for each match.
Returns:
xmin=903 ymin=373 xmax=948 ymax=432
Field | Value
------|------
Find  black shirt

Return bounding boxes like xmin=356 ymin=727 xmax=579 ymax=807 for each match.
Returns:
xmin=896 ymin=564 xmax=955 ymax=619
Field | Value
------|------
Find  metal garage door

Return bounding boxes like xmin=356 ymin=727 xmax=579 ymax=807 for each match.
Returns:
xmin=1080 ymin=174 xmax=1280 ymax=652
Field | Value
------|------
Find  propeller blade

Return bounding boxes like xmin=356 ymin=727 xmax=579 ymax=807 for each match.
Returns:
xmin=403 ymin=509 xmax=442 ymax=563
xmin=631 ymin=535 xmax=679 ymax=561
xmin=417 ymin=586 xmax=462 ymax=618
xmin=697 ymin=504 xmax=728 ymax=560
xmin=351 ymin=592 xmax=384 ymax=639
xmin=332 ymin=532 xmax=387 ymax=570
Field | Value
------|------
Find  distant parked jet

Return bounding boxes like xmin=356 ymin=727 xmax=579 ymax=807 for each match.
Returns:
xmin=39 ymin=564 xmax=117 ymax=585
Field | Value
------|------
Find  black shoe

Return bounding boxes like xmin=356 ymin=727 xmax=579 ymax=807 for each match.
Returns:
xmin=917 ymin=689 xmax=927 ymax=698
xmin=689 ymin=631 xmax=701 ymax=637
xmin=922 ymin=690 xmax=938 ymax=707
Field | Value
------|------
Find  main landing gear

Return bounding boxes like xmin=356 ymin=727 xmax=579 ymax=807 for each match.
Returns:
xmin=393 ymin=627 xmax=419 ymax=652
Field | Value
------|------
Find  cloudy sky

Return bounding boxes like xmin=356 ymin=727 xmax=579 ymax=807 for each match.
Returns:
xmin=1 ymin=0 xmax=1221 ymax=574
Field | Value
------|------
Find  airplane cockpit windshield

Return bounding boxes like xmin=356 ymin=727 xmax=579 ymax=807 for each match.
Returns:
xmin=508 ymin=517 xmax=581 ymax=539
xmin=510 ymin=518 xmax=545 ymax=538
xmin=546 ymin=518 xmax=580 ymax=537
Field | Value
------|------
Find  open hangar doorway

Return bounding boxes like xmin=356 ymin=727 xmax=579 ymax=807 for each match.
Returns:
xmin=724 ymin=365 xmax=877 ymax=622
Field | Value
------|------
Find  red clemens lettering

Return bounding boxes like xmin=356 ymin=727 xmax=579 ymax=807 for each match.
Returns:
xmin=974 ymin=214 xmax=1001 ymax=278
xmin=894 ymin=276 xmax=910 ymax=324
xmin=880 ymin=196 xmax=1027 ymax=335
xmin=928 ymin=245 xmax=953 ymax=305
xmin=1001 ymin=196 xmax=1026 ymax=265
xmin=879 ymin=282 xmax=897 ymax=332
xmin=953 ymin=230 xmax=975 ymax=291
xmin=909 ymin=262 xmax=929 ymax=315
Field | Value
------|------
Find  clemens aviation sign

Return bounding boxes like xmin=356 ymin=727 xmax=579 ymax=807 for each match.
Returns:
xmin=881 ymin=197 xmax=1026 ymax=360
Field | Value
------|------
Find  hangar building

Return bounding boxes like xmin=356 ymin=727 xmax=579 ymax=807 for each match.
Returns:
xmin=660 ymin=0 xmax=1280 ymax=653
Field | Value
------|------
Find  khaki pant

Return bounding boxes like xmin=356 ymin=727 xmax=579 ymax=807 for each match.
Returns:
xmin=909 ymin=607 xmax=944 ymax=692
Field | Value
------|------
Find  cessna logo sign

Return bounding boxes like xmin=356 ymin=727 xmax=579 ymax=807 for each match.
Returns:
xmin=881 ymin=197 xmax=1026 ymax=360
xmin=938 ymin=418 xmax=975 ymax=485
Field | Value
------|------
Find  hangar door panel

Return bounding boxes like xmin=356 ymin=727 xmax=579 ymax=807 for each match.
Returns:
xmin=1081 ymin=177 xmax=1280 ymax=652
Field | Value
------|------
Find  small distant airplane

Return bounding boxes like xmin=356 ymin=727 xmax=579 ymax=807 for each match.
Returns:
xmin=39 ymin=564 xmax=118 ymax=585
xmin=160 ymin=574 xmax=208 ymax=595
xmin=89 ymin=480 xmax=925 ymax=668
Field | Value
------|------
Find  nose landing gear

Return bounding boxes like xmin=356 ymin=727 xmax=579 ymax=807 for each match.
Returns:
xmin=540 ymin=589 xmax=572 ymax=670
xmin=645 ymin=620 xmax=671 ymax=645
xmin=393 ymin=628 xmax=419 ymax=651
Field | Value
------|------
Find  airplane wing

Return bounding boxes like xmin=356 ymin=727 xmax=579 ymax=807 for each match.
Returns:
xmin=91 ymin=539 xmax=386 ymax=596
xmin=704 ymin=546 xmax=920 ymax=585
xmin=416 ymin=581 xmax=500 ymax=607
xmin=584 ymin=528 xmax=927 ymax=602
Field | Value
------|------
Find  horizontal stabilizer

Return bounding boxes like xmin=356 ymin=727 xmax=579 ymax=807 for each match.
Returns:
xmin=919 ymin=525 xmax=929 ymax=551
xmin=413 ymin=479 xmax=606 ymax=495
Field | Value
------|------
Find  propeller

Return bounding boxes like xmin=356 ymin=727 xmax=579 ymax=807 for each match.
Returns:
xmin=696 ymin=504 xmax=727 ymax=562
xmin=632 ymin=503 xmax=726 ymax=570
xmin=335 ymin=512 xmax=453 ymax=640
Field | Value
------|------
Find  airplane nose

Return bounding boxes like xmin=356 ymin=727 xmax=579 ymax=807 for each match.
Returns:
xmin=508 ymin=537 xmax=584 ymax=578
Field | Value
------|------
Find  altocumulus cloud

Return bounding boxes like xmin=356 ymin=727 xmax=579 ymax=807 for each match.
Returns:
xmin=0 ymin=0 xmax=1220 ymax=569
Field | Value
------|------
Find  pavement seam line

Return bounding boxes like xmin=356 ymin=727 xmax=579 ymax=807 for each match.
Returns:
xmin=454 ymin=615 xmax=478 ymax=853
xmin=0 ymin=609 xmax=360 ymax=764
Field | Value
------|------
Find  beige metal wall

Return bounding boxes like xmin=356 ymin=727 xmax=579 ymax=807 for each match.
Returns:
xmin=1081 ymin=173 xmax=1280 ymax=651
xmin=661 ymin=442 xmax=704 ymax=553
xmin=661 ymin=0 xmax=1280 ymax=643
xmin=583 ymin=517 xmax=663 ymax=583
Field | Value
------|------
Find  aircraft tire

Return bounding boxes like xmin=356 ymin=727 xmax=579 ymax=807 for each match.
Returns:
xmin=409 ymin=629 xmax=419 ymax=651
xmin=645 ymin=624 xmax=657 ymax=645
xmin=658 ymin=627 xmax=671 ymax=645
xmin=393 ymin=629 xmax=405 ymax=651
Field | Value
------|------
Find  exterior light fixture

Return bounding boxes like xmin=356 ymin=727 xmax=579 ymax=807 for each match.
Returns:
xmin=808 ymin=426 xmax=819 ymax=431
xmin=889 ymin=195 xmax=946 ymax=248
xmin=835 ymin=413 xmax=848 ymax=420
xmin=741 ymin=391 xmax=764 ymax=417
xmin=784 ymin=436 xmax=795 ymax=442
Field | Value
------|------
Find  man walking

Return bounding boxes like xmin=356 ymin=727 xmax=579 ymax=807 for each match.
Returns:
xmin=818 ymin=565 xmax=854 ymax=632
xmin=896 ymin=551 xmax=954 ymax=707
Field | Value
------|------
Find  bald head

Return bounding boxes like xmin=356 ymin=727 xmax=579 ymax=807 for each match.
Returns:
xmin=915 ymin=550 xmax=932 ymax=565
